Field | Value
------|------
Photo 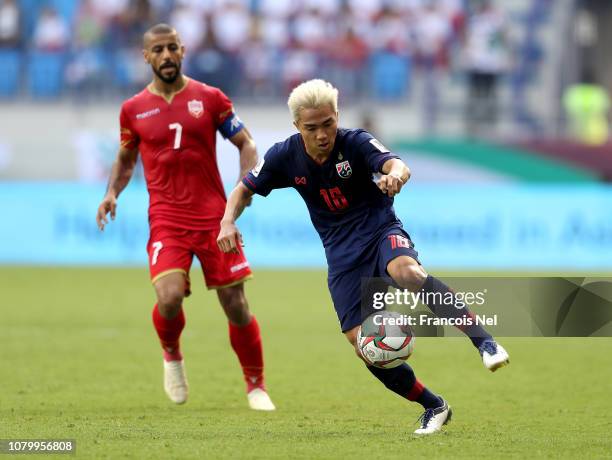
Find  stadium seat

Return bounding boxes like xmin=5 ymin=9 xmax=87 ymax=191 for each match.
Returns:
xmin=27 ymin=52 xmax=67 ymax=98
xmin=18 ymin=0 xmax=39 ymax=40
xmin=370 ymin=52 xmax=410 ymax=100
xmin=49 ymin=0 xmax=78 ymax=24
xmin=0 ymin=50 xmax=21 ymax=97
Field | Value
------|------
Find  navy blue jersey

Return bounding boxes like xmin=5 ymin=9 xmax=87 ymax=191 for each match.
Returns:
xmin=243 ymin=128 xmax=403 ymax=274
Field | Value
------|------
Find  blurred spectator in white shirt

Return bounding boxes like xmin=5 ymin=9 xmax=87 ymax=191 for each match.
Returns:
xmin=464 ymin=0 xmax=509 ymax=75
xmin=240 ymin=19 xmax=278 ymax=98
xmin=170 ymin=4 xmax=206 ymax=52
xmin=257 ymin=0 xmax=294 ymax=49
xmin=438 ymin=0 xmax=466 ymax=36
xmin=413 ymin=1 xmax=452 ymax=67
xmin=33 ymin=7 xmax=70 ymax=52
xmin=339 ymin=1 xmax=374 ymax=49
xmin=372 ymin=5 xmax=411 ymax=55
xmin=412 ymin=1 xmax=453 ymax=134
xmin=0 ymin=0 xmax=20 ymax=48
xmin=90 ymin=0 xmax=129 ymax=23
xmin=211 ymin=1 xmax=250 ymax=53
xmin=438 ymin=0 xmax=463 ymax=17
xmin=259 ymin=0 xmax=297 ymax=19
xmin=258 ymin=14 xmax=291 ymax=49
xmin=293 ymin=7 xmax=330 ymax=51
xmin=282 ymin=41 xmax=317 ymax=93
xmin=346 ymin=0 xmax=382 ymax=20
xmin=464 ymin=0 xmax=510 ymax=135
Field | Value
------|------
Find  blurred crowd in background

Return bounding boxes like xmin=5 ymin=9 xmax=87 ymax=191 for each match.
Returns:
xmin=0 ymin=0 xmax=511 ymax=103
xmin=2 ymin=0 xmax=610 ymax=141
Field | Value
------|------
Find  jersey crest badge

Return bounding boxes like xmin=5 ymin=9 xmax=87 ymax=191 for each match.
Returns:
xmin=187 ymin=99 xmax=204 ymax=118
xmin=336 ymin=160 xmax=352 ymax=179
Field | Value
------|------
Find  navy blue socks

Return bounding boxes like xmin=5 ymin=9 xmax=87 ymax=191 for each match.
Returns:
xmin=367 ymin=363 xmax=442 ymax=409
xmin=421 ymin=275 xmax=492 ymax=349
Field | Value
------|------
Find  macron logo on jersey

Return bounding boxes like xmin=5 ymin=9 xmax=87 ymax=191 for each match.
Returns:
xmin=230 ymin=261 xmax=250 ymax=273
xmin=136 ymin=108 xmax=161 ymax=120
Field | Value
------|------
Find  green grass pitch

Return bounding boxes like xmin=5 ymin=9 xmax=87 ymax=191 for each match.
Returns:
xmin=2 ymin=267 xmax=612 ymax=459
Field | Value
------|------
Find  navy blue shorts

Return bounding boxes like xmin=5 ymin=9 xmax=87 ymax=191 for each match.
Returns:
xmin=327 ymin=227 xmax=420 ymax=333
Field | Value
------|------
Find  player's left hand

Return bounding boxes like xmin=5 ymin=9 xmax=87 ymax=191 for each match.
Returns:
xmin=377 ymin=174 xmax=405 ymax=197
xmin=217 ymin=221 xmax=243 ymax=254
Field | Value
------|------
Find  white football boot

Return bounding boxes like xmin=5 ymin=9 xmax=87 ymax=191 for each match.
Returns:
xmin=479 ymin=340 xmax=510 ymax=372
xmin=247 ymin=388 xmax=276 ymax=411
xmin=163 ymin=360 xmax=188 ymax=404
xmin=414 ymin=399 xmax=452 ymax=435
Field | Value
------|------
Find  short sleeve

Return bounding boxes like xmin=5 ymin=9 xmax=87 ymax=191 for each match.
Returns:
xmin=119 ymin=105 xmax=139 ymax=150
xmin=242 ymin=146 xmax=290 ymax=197
xmin=354 ymin=130 xmax=399 ymax=173
xmin=213 ymin=88 xmax=245 ymax=138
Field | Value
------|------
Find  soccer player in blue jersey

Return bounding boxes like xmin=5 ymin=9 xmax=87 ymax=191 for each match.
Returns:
xmin=217 ymin=79 xmax=509 ymax=435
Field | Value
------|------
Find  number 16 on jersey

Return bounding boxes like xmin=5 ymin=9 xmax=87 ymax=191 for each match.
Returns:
xmin=320 ymin=187 xmax=348 ymax=211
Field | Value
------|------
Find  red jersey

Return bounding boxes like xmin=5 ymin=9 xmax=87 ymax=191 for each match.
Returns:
xmin=119 ymin=78 xmax=238 ymax=231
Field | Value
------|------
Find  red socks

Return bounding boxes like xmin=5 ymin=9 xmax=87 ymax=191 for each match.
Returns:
xmin=152 ymin=306 xmax=265 ymax=392
xmin=152 ymin=304 xmax=185 ymax=362
xmin=229 ymin=316 xmax=265 ymax=393
xmin=406 ymin=379 xmax=425 ymax=401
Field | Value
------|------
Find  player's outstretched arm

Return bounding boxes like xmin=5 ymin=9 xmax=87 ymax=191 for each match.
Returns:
xmin=217 ymin=183 xmax=255 ymax=254
xmin=96 ymin=146 xmax=138 ymax=231
xmin=229 ymin=128 xmax=257 ymax=181
xmin=378 ymin=159 xmax=411 ymax=197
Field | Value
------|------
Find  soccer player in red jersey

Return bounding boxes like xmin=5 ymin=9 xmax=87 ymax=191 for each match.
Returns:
xmin=95 ymin=24 xmax=275 ymax=410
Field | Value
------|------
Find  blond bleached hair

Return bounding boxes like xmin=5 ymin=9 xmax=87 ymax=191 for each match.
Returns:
xmin=287 ymin=79 xmax=339 ymax=122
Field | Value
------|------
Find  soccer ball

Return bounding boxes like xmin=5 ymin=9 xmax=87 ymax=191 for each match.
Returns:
xmin=357 ymin=311 xmax=415 ymax=368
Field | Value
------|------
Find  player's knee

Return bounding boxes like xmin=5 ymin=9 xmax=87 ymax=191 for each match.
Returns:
xmin=344 ymin=327 xmax=365 ymax=361
xmin=344 ymin=327 xmax=358 ymax=346
xmin=391 ymin=263 xmax=427 ymax=292
xmin=218 ymin=287 xmax=251 ymax=326
xmin=157 ymin=288 xmax=184 ymax=317
xmin=218 ymin=287 xmax=246 ymax=310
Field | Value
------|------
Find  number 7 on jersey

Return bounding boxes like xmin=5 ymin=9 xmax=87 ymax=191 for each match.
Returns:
xmin=169 ymin=123 xmax=182 ymax=149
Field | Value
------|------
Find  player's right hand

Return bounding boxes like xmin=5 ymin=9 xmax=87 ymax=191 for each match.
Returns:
xmin=96 ymin=194 xmax=118 ymax=231
xmin=217 ymin=221 xmax=243 ymax=254
xmin=377 ymin=173 xmax=405 ymax=197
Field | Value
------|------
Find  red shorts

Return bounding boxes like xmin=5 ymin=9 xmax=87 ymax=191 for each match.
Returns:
xmin=147 ymin=226 xmax=252 ymax=294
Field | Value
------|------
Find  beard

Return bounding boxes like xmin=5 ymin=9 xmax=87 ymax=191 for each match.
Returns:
xmin=153 ymin=62 xmax=181 ymax=83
